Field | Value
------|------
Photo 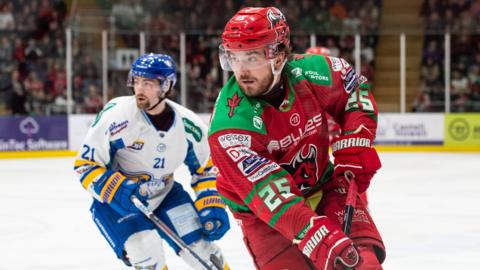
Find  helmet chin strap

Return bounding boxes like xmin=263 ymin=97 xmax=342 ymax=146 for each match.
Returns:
xmin=146 ymin=97 xmax=164 ymax=112
xmin=265 ymin=58 xmax=287 ymax=94
xmin=145 ymin=81 xmax=172 ymax=112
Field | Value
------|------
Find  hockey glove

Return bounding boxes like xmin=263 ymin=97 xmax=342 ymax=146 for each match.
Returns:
xmin=331 ymin=127 xmax=381 ymax=193
xmin=93 ymin=172 xmax=145 ymax=216
xmin=296 ymin=216 xmax=359 ymax=270
xmin=194 ymin=191 xmax=230 ymax=241
xmin=96 ymin=173 xmax=168 ymax=216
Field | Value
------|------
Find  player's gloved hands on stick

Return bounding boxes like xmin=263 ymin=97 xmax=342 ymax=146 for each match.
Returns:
xmin=296 ymin=216 xmax=359 ymax=270
xmin=94 ymin=175 xmax=144 ymax=216
xmin=331 ymin=127 xmax=381 ymax=193
xmin=97 ymin=174 xmax=167 ymax=216
xmin=194 ymin=191 xmax=230 ymax=241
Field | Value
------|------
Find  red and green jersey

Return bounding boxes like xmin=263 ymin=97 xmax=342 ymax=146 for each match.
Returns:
xmin=208 ymin=54 xmax=378 ymax=241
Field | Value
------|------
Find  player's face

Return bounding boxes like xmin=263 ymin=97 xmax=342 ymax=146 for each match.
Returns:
xmin=133 ymin=77 xmax=161 ymax=109
xmin=229 ymin=49 xmax=274 ymax=97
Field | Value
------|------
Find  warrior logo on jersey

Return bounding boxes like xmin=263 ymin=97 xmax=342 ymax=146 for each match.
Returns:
xmin=281 ymin=144 xmax=319 ymax=194
xmin=227 ymin=92 xmax=242 ymax=118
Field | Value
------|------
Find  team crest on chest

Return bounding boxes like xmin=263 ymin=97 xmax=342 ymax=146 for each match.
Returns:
xmin=281 ymin=144 xmax=319 ymax=194
xmin=227 ymin=92 xmax=243 ymax=118
xmin=157 ymin=143 xmax=166 ymax=152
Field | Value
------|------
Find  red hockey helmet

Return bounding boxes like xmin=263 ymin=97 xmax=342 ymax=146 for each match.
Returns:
xmin=220 ymin=7 xmax=290 ymax=71
xmin=306 ymin=46 xmax=331 ymax=56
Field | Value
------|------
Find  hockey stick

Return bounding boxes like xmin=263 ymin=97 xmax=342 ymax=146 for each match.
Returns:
xmin=131 ymin=196 xmax=223 ymax=270
xmin=342 ymin=171 xmax=358 ymax=236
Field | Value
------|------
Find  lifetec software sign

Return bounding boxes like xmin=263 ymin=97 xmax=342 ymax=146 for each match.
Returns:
xmin=0 ymin=116 xmax=68 ymax=151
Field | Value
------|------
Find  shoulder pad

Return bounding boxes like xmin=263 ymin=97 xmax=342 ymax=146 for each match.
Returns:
xmin=285 ymin=54 xmax=333 ymax=86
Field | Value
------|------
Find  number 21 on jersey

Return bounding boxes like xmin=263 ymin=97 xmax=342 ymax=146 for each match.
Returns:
xmin=154 ymin=157 xmax=165 ymax=169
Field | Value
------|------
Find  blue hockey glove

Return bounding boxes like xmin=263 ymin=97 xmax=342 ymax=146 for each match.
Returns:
xmin=94 ymin=172 xmax=148 ymax=216
xmin=194 ymin=191 xmax=230 ymax=241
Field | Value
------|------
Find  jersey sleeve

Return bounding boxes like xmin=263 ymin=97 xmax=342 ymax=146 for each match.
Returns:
xmin=324 ymin=56 xmax=378 ymax=135
xmin=208 ymin=129 xmax=319 ymax=241
xmin=73 ymin=99 xmax=130 ymax=203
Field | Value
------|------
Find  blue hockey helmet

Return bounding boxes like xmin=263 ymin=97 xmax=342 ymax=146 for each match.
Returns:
xmin=127 ymin=53 xmax=177 ymax=94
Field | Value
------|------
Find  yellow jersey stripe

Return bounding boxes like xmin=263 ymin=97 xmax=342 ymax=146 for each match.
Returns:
xmin=81 ymin=167 xmax=106 ymax=189
xmin=74 ymin=159 xmax=101 ymax=168
xmin=192 ymin=180 xmax=217 ymax=192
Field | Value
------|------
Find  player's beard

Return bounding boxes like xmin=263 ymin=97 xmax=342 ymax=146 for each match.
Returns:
xmin=135 ymin=94 xmax=151 ymax=110
xmin=238 ymin=72 xmax=273 ymax=97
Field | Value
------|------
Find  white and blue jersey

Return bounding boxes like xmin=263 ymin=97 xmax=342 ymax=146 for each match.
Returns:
xmin=74 ymin=96 xmax=216 ymax=211
xmin=74 ymin=96 xmax=220 ymax=258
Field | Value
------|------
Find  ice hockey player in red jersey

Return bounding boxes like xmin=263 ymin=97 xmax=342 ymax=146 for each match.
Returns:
xmin=208 ymin=7 xmax=385 ymax=270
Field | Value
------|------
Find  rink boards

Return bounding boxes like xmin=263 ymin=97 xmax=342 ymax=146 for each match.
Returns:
xmin=1 ymin=113 xmax=479 ymax=158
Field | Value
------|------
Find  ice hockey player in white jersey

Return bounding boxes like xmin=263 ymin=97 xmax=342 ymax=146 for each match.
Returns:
xmin=74 ymin=53 xmax=230 ymax=270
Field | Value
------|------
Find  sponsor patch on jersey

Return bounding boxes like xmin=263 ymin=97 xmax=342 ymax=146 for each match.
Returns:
xmin=304 ymin=70 xmax=329 ymax=81
xmin=182 ymin=117 xmax=203 ymax=142
xmin=253 ymin=116 xmax=263 ymax=130
xmin=340 ymin=58 xmax=351 ymax=69
xmin=247 ymin=163 xmax=280 ymax=182
xmin=291 ymin=67 xmax=303 ymax=78
xmin=290 ymin=113 xmax=301 ymax=126
xmin=218 ymin=133 xmax=251 ymax=148
xmin=267 ymin=140 xmax=281 ymax=153
xmin=127 ymin=140 xmax=144 ymax=151
xmin=237 ymin=155 xmax=269 ymax=175
xmin=267 ymin=113 xmax=323 ymax=152
xmin=342 ymin=67 xmax=358 ymax=93
xmin=329 ymin=57 xmax=342 ymax=71
xmin=226 ymin=146 xmax=254 ymax=162
xmin=108 ymin=120 xmax=129 ymax=136
xmin=75 ymin=164 xmax=93 ymax=174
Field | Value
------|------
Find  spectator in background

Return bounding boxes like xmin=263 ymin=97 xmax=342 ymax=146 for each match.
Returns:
xmin=0 ymin=36 xmax=14 ymax=73
xmin=25 ymin=72 xmax=48 ymax=115
xmin=451 ymin=69 xmax=470 ymax=97
xmin=83 ymin=84 xmax=103 ymax=113
xmin=50 ymin=88 xmax=68 ymax=114
xmin=77 ymin=55 xmax=99 ymax=92
xmin=6 ymin=69 xmax=27 ymax=115
xmin=412 ymin=87 xmax=433 ymax=112
xmin=0 ymin=3 xmax=15 ymax=30
xmin=421 ymin=57 xmax=441 ymax=85
xmin=325 ymin=37 xmax=340 ymax=57
xmin=425 ymin=11 xmax=444 ymax=33
xmin=422 ymin=40 xmax=443 ymax=64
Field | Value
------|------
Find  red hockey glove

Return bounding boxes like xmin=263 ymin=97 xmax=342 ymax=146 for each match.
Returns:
xmin=296 ymin=216 xmax=359 ymax=270
xmin=331 ymin=127 xmax=381 ymax=193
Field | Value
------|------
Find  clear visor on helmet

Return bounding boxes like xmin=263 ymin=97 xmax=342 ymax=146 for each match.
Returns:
xmin=219 ymin=44 xmax=278 ymax=72
xmin=127 ymin=70 xmax=172 ymax=93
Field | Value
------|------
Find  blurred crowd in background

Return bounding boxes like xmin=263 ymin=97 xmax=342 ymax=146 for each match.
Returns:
xmin=414 ymin=0 xmax=480 ymax=112
xmin=1 ymin=0 xmax=479 ymax=116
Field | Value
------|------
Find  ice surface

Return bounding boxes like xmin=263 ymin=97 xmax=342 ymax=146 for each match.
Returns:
xmin=0 ymin=152 xmax=479 ymax=269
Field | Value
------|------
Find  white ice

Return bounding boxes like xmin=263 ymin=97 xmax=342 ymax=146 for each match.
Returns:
xmin=0 ymin=152 xmax=479 ymax=270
